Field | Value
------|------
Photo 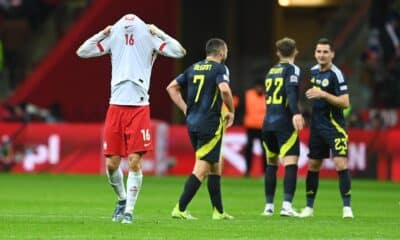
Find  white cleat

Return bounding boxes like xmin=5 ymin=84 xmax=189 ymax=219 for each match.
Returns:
xmin=299 ymin=207 xmax=314 ymax=218
xmin=121 ymin=213 xmax=133 ymax=224
xmin=261 ymin=208 xmax=274 ymax=217
xmin=261 ymin=204 xmax=274 ymax=216
xmin=342 ymin=206 xmax=354 ymax=219
xmin=280 ymin=207 xmax=299 ymax=217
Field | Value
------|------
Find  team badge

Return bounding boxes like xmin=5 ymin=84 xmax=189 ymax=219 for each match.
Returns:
xmin=322 ymin=78 xmax=329 ymax=87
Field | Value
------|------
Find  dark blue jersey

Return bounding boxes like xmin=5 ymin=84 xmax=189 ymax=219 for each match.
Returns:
xmin=262 ymin=62 xmax=301 ymax=131
xmin=309 ymin=64 xmax=348 ymax=130
xmin=176 ymin=60 xmax=230 ymax=132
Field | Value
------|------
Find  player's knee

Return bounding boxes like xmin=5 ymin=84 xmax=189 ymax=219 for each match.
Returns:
xmin=106 ymin=164 xmax=118 ymax=173
xmin=209 ymin=162 xmax=221 ymax=174
xmin=308 ymin=159 xmax=322 ymax=171
xmin=267 ymin=156 xmax=279 ymax=165
xmin=106 ymin=156 xmax=121 ymax=171
xmin=128 ymin=158 xmax=142 ymax=171
xmin=192 ymin=167 xmax=209 ymax=181
xmin=283 ymin=155 xmax=298 ymax=166
xmin=334 ymin=157 xmax=348 ymax=170
xmin=130 ymin=164 xmax=141 ymax=172
xmin=192 ymin=171 xmax=207 ymax=181
xmin=127 ymin=153 xmax=143 ymax=172
xmin=209 ymin=168 xmax=221 ymax=175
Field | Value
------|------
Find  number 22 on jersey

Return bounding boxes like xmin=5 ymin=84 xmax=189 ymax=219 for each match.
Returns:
xmin=265 ymin=77 xmax=283 ymax=104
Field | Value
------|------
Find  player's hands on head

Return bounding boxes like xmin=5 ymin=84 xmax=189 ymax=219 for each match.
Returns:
xmin=292 ymin=114 xmax=305 ymax=130
xmin=224 ymin=112 xmax=234 ymax=128
xmin=102 ymin=25 xmax=112 ymax=36
xmin=148 ymin=24 xmax=163 ymax=36
xmin=305 ymin=87 xmax=326 ymax=100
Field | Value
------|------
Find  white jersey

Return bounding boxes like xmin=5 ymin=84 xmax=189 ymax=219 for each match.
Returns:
xmin=76 ymin=14 xmax=186 ymax=106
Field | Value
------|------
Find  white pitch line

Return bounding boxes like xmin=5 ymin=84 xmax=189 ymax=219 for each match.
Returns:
xmin=0 ymin=214 xmax=171 ymax=221
xmin=0 ymin=214 xmax=109 ymax=220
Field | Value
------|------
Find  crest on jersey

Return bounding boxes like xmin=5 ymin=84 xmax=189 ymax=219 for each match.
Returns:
xmin=322 ymin=78 xmax=329 ymax=87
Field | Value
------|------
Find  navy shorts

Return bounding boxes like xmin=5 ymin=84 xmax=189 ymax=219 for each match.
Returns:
xmin=188 ymin=120 xmax=224 ymax=163
xmin=261 ymin=129 xmax=299 ymax=159
xmin=308 ymin=127 xmax=348 ymax=159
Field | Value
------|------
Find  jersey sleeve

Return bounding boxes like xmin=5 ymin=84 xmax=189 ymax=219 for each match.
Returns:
xmin=285 ymin=65 xmax=301 ymax=114
xmin=150 ymin=34 xmax=166 ymax=52
xmin=176 ymin=70 xmax=188 ymax=87
xmin=148 ymin=30 xmax=186 ymax=58
xmin=76 ymin=30 xmax=111 ymax=58
xmin=216 ymin=65 xmax=230 ymax=85
xmin=332 ymin=68 xmax=348 ymax=96
xmin=99 ymin=35 xmax=112 ymax=53
xmin=285 ymin=64 xmax=300 ymax=87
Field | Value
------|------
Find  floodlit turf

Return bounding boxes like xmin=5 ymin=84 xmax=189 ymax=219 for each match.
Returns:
xmin=0 ymin=174 xmax=399 ymax=239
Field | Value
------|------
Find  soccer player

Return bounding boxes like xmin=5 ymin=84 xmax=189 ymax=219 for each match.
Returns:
xmin=261 ymin=37 xmax=304 ymax=217
xmin=76 ymin=14 xmax=186 ymax=224
xmin=166 ymin=38 xmax=234 ymax=220
xmin=299 ymin=38 xmax=354 ymax=219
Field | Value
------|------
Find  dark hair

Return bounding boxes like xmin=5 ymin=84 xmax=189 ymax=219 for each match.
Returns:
xmin=206 ymin=38 xmax=226 ymax=56
xmin=276 ymin=37 xmax=296 ymax=57
xmin=316 ymin=38 xmax=334 ymax=51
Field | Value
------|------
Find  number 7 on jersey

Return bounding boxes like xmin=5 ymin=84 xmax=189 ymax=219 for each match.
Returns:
xmin=193 ymin=74 xmax=205 ymax=103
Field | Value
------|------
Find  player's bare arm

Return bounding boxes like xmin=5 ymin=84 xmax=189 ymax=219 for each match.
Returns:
xmin=292 ymin=114 xmax=305 ymax=130
xmin=306 ymin=88 xmax=349 ymax=108
xmin=76 ymin=26 xmax=111 ymax=58
xmin=166 ymin=79 xmax=187 ymax=115
xmin=147 ymin=24 xmax=187 ymax=58
xmin=218 ymin=82 xmax=235 ymax=128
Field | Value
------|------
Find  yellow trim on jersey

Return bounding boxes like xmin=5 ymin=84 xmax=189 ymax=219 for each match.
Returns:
xmin=279 ymin=130 xmax=298 ymax=157
xmin=196 ymin=119 xmax=223 ymax=160
xmin=211 ymin=88 xmax=219 ymax=108
xmin=263 ymin=141 xmax=277 ymax=159
xmin=218 ymin=117 xmax=228 ymax=162
xmin=329 ymin=112 xmax=348 ymax=139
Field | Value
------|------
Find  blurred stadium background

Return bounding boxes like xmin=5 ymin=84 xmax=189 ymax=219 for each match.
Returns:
xmin=0 ymin=0 xmax=400 ymax=180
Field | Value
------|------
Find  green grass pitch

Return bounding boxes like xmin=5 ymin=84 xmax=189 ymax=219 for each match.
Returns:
xmin=0 ymin=174 xmax=399 ymax=239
